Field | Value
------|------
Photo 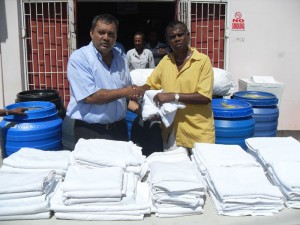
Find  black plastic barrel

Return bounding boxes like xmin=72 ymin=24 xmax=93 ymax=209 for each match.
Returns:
xmin=16 ymin=89 xmax=66 ymax=118
xmin=0 ymin=101 xmax=63 ymax=157
xmin=233 ymin=91 xmax=279 ymax=137
xmin=212 ymin=98 xmax=255 ymax=150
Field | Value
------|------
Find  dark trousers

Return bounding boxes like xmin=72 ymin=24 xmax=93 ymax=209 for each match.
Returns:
xmin=74 ymin=119 xmax=128 ymax=144
xmin=131 ymin=116 xmax=163 ymax=157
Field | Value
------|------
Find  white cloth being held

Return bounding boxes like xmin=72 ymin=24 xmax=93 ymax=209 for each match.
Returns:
xmin=142 ymin=90 xmax=185 ymax=127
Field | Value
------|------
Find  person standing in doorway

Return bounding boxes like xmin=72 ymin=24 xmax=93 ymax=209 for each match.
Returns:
xmin=126 ymin=31 xmax=155 ymax=71
xmin=66 ymin=14 xmax=139 ymax=143
xmin=145 ymin=30 xmax=171 ymax=66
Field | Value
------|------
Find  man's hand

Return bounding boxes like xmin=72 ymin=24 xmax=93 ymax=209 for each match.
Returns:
xmin=9 ymin=107 xmax=28 ymax=115
xmin=153 ymin=93 xmax=175 ymax=107
xmin=128 ymin=85 xmax=142 ymax=101
xmin=128 ymin=85 xmax=149 ymax=101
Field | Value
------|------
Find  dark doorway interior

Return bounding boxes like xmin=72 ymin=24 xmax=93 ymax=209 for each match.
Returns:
xmin=76 ymin=2 xmax=175 ymax=51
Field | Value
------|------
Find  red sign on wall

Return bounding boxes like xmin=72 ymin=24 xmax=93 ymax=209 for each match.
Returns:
xmin=232 ymin=11 xmax=245 ymax=31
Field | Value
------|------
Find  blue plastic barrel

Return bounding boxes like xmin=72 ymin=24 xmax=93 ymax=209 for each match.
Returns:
xmin=125 ymin=111 xmax=138 ymax=140
xmin=233 ymin=91 xmax=279 ymax=137
xmin=0 ymin=101 xmax=62 ymax=157
xmin=212 ymin=99 xmax=255 ymax=150
xmin=16 ymin=89 xmax=66 ymax=119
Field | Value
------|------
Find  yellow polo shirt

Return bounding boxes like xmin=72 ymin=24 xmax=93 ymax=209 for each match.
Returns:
xmin=146 ymin=48 xmax=215 ymax=148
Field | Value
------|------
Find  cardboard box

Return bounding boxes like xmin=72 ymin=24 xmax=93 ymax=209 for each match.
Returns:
xmin=238 ymin=76 xmax=284 ymax=106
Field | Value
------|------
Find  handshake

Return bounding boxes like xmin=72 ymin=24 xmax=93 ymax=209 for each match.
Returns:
xmin=127 ymin=85 xmax=178 ymax=108
xmin=128 ymin=85 xmax=146 ymax=101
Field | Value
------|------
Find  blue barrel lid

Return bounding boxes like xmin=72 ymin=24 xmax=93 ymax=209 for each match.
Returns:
xmin=4 ymin=101 xmax=58 ymax=121
xmin=212 ymin=99 xmax=253 ymax=118
xmin=233 ymin=91 xmax=278 ymax=106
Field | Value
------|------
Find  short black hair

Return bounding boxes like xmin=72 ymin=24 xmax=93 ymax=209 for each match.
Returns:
xmin=134 ymin=31 xmax=146 ymax=40
xmin=165 ymin=21 xmax=189 ymax=38
xmin=91 ymin=14 xmax=119 ymax=32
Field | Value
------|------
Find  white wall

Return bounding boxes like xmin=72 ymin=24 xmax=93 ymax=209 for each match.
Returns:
xmin=0 ymin=0 xmax=299 ymax=130
xmin=0 ymin=0 xmax=24 ymax=108
xmin=227 ymin=0 xmax=300 ymax=130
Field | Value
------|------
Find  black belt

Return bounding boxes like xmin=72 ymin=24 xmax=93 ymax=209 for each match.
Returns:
xmin=76 ymin=119 xmax=126 ymax=131
xmin=102 ymin=119 xmax=126 ymax=130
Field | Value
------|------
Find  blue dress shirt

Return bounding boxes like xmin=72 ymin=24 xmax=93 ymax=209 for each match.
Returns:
xmin=66 ymin=42 xmax=132 ymax=124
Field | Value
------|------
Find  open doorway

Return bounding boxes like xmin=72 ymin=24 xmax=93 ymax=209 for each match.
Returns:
xmin=76 ymin=1 xmax=176 ymax=51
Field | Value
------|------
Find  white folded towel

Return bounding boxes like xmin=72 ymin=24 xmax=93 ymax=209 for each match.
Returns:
xmin=54 ymin=212 xmax=144 ymax=221
xmin=146 ymin=147 xmax=190 ymax=164
xmin=207 ymin=166 xmax=283 ymax=200
xmin=0 ymin=170 xmax=57 ymax=195
xmin=72 ymin=139 xmax=145 ymax=170
xmin=62 ymin=165 xmax=124 ymax=192
xmin=245 ymin=136 xmax=300 ymax=151
xmin=209 ymin=190 xmax=283 ymax=216
xmin=192 ymin=143 xmax=260 ymax=170
xmin=0 ymin=212 xmax=50 ymax=221
xmin=0 ymin=201 xmax=49 ymax=217
xmin=0 ymin=165 xmax=66 ymax=177
xmin=0 ymin=191 xmax=44 ymax=201
xmin=50 ymin=182 xmax=151 ymax=213
xmin=3 ymin=147 xmax=71 ymax=170
xmin=153 ymin=204 xmax=203 ymax=218
xmin=0 ymin=195 xmax=48 ymax=208
xmin=245 ymin=137 xmax=300 ymax=169
xmin=62 ymin=165 xmax=124 ymax=199
xmin=149 ymin=161 xmax=203 ymax=185
xmin=268 ymin=161 xmax=300 ymax=208
xmin=152 ymin=180 xmax=205 ymax=194
xmin=269 ymin=161 xmax=300 ymax=192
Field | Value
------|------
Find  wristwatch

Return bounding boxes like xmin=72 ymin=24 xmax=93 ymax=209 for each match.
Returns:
xmin=174 ymin=93 xmax=180 ymax=102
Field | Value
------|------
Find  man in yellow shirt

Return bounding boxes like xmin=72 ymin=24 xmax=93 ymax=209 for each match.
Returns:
xmin=137 ymin=20 xmax=215 ymax=150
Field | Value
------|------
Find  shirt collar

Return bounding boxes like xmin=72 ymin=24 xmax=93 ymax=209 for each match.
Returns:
xmin=89 ymin=41 xmax=117 ymax=61
xmin=168 ymin=47 xmax=202 ymax=62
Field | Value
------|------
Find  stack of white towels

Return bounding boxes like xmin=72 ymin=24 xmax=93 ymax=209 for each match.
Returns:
xmin=0 ymin=170 xmax=58 ymax=220
xmin=50 ymin=138 xmax=151 ymax=220
xmin=147 ymin=148 xmax=206 ymax=217
xmin=50 ymin=165 xmax=151 ymax=220
xmin=192 ymin=143 xmax=284 ymax=216
xmin=246 ymin=136 xmax=300 ymax=208
xmin=1 ymin=147 xmax=71 ymax=179
xmin=69 ymin=138 xmax=147 ymax=177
